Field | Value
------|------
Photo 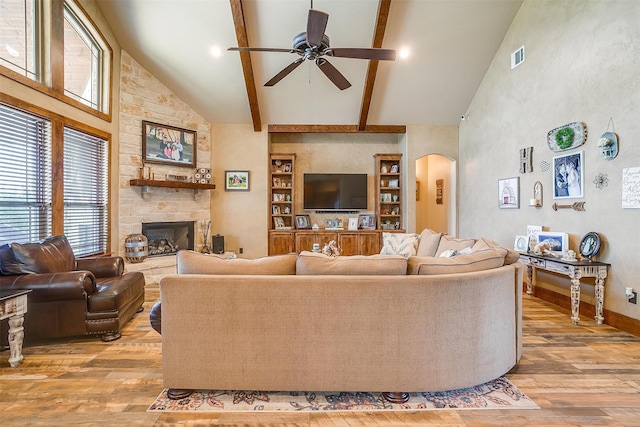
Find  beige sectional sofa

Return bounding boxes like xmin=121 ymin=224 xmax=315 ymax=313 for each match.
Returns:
xmin=157 ymin=230 xmax=523 ymax=402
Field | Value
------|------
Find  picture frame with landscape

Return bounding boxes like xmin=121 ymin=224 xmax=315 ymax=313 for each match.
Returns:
xmin=225 ymin=170 xmax=250 ymax=191
xmin=142 ymin=121 xmax=196 ymax=168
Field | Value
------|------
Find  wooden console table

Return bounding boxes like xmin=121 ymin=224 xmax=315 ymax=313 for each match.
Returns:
xmin=519 ymin=253 xmax=610 ymax=325
xmin=0 ymin=289 xmax=31 ymax=367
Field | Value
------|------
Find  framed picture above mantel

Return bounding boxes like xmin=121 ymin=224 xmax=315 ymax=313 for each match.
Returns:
xmin=142 ymin=121 xmax=196 ymax=168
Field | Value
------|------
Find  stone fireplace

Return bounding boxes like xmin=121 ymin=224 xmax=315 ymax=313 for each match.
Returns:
xmin=142 ymin=221 xmax=195 ymax=257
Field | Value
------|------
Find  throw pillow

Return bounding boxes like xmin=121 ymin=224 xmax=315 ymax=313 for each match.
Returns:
xmin=435 ymin=234 xmax=475 ymax=257
xmin=473 ymin=238 xmax=512 ymax=263
xmin=416 ymin=228 xmax=442 ymax=257
xmin=380 ymin=232 xmax=420 ymax=258
xmin=439 ymin=248 xmax=458 ymax=258
xmin=11 ymin=235 xmax=76 ymax=274
xmin=0 ymin=244 xmax=22 ymax=276
xmin=176 ymin=250 xmax=297 ymax=275
xmin=296 ymin=251 xmax=407 ymax=275
xmin=407 ymin=248 xmax=506 ymax=275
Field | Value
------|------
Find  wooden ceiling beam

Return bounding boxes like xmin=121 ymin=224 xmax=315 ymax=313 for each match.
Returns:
xmin=268 ymin=124 xmax=406 ymax=134
xmin=358 ymin=0 xmax=392 ymax=131
xmin=229 ymin=0 xmax=262 ymax=131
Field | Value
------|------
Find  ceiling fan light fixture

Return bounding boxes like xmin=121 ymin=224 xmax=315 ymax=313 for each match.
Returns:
xmin=399 ymin=47 xmax=410 ymax=59
xmin=228 ymin=6 xmax=395 ymax=90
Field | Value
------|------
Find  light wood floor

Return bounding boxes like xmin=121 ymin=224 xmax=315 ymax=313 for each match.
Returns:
xmin=1 ymin=283 xmax=639 ymax=427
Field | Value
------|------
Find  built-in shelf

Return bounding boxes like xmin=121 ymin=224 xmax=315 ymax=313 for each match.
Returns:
xmin=129 ymin=179 xmax=215 ymax=200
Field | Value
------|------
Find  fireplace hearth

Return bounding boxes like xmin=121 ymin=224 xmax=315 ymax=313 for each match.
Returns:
xmin=142 ymin=221 xmax=195 ymax=256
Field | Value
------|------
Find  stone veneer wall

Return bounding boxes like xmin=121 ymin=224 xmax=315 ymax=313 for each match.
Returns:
xmin=118 ymin=51 xmax=212 ymax=271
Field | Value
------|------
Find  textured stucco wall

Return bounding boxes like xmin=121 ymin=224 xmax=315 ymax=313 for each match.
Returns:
xmin=459 ymin=0 xmax=640 ymax=318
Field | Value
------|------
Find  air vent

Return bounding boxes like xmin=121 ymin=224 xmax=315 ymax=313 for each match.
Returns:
xmin=511 ymin=45 xmax=525 ymax=69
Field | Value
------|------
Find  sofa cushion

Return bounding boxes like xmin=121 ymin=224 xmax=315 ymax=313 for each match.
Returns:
xmin=416 ymin=228 xmax=442 ymax=257
xmin=380 ymin=232 xmax=420 ymax=258
xmin=296 ymin=251 xmax=407 ymax=275
xmin=0 ymin=244 xmax=22 ymax=276
xmin=407 ymin=247 xmax=506 ymax=275
xmin=177 ymin=250 xmax=297 ymax=275
xmin=473 ymin=238 xmax=520 ymax=265
xmin=11 ymin=235 xmax=76 ymax=274
xmin=435 ymin=234 xmax=475 ymax=257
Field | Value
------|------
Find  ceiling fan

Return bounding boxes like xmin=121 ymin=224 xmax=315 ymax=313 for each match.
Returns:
xmin=229 ymin=7 xmax=396 ymax=90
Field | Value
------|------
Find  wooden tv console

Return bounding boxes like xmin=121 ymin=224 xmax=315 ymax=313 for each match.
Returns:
xmin=268 ymin=229 xmax=404 ymax=256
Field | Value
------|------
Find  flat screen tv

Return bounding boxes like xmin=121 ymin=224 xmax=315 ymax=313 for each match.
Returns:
xmin=303 ymin=173 xmax=367 ymax=211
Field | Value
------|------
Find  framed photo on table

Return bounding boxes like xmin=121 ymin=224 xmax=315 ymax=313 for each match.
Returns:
xmin=358 ymin=214 xmax=376 ymax=230
xmin=537 ymin=231 xmax=569 ymax=254
xmin=142 ymin=121 xmax=196 ymax=168
xmin=295 ymin=214 xmax=312 ymax=229
xmin=348 ymin=217 xmax=358 ymax=230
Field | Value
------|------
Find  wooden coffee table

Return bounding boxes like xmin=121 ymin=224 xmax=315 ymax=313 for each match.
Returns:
xmin=0 ymin=289 xmax=31 ymax=367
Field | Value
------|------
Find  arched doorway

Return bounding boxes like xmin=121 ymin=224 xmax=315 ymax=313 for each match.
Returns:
xmin=415 ymin=154 xmax=456 ymax=235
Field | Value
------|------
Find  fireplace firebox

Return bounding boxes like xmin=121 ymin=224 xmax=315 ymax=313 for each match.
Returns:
xmin=142 ymin=221 xmax=195 ymax=256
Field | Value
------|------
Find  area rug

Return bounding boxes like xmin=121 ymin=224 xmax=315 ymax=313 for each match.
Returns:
xmin=147 ymin=377 xmax=538 ymax=412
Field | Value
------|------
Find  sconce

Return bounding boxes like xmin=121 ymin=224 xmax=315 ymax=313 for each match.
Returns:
xmin=529 ymin=181 xmax=543 ymax=207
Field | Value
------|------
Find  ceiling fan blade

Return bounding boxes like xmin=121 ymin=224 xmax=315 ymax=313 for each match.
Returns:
xmin=228 ymin=47 xmax=298 ymax=53
xmin=264 ymin=58 xmax=305 ymax=87
xmin=329 ymin=48 xmax=396 ymax=61
xmin=316 ymin=58 xmax=351 ymax=90
xmin=307 ymin=9 xmax=329 ymax=47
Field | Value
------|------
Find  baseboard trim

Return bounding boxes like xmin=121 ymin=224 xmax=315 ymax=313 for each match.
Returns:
xmin=530 ymin=286 xmax=640 ymax=337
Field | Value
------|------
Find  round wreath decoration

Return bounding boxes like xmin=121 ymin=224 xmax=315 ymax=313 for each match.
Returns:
xmin=555 ymin=126 xmax=575 ymax=149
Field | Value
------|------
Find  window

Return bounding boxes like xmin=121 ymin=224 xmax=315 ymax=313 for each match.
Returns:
xmin=0 ymin=103 xmax=52 ymax=246
xmin=63 ymin=127 xmax=108 ymax=256
xmin=0 ymin=0 xmax=111 ymax=117
xmin=63 ymin=1 xmax=106 ymax=111
xmin=0 ymin=102 xmax=109 ymax=256
xmin=0 ymin=0 xmax=40 ymax=80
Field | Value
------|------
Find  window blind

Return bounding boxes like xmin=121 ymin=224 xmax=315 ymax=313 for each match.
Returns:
xmin=0 ymin=104 xmax=52 ymax=246
xmin=63 ymin=127 xmax=108 ymax=256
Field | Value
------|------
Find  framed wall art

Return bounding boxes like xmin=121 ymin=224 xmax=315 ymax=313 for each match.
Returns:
xmin=498 ymin=177 xmax=520 ymax=209
xmin=225 ymin=170 xmax=250 ymax=191
xmin=142 ymin=121 xmax=196 ymax=168
xmin=553 ymin=151 xmax=584 ymax=199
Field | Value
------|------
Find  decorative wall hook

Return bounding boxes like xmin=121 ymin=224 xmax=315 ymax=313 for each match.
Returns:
xmin=552 ymin=202 xmax=585 ymax=211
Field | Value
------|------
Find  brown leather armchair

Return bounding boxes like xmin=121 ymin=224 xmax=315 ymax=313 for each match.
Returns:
xmin=0 ymin=235 xmax=145 ymax=343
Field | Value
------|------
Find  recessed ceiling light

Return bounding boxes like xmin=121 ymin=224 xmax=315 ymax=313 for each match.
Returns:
xmin=209 ymin=46 xmax=222 ymax=58
xmin=399 ymin=48 xmax=410 ymax=59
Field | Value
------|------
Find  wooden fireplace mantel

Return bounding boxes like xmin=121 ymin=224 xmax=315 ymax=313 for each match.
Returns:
xmin=129 ymin=179 xmax=215 ymax=200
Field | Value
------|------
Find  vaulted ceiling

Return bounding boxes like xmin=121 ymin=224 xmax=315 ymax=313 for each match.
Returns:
xmin=97 ymin=0 xmax=522 ymax=132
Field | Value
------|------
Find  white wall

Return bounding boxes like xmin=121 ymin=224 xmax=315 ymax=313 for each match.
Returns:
xmin=459 ymin=0 xmax=640 ymax=319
